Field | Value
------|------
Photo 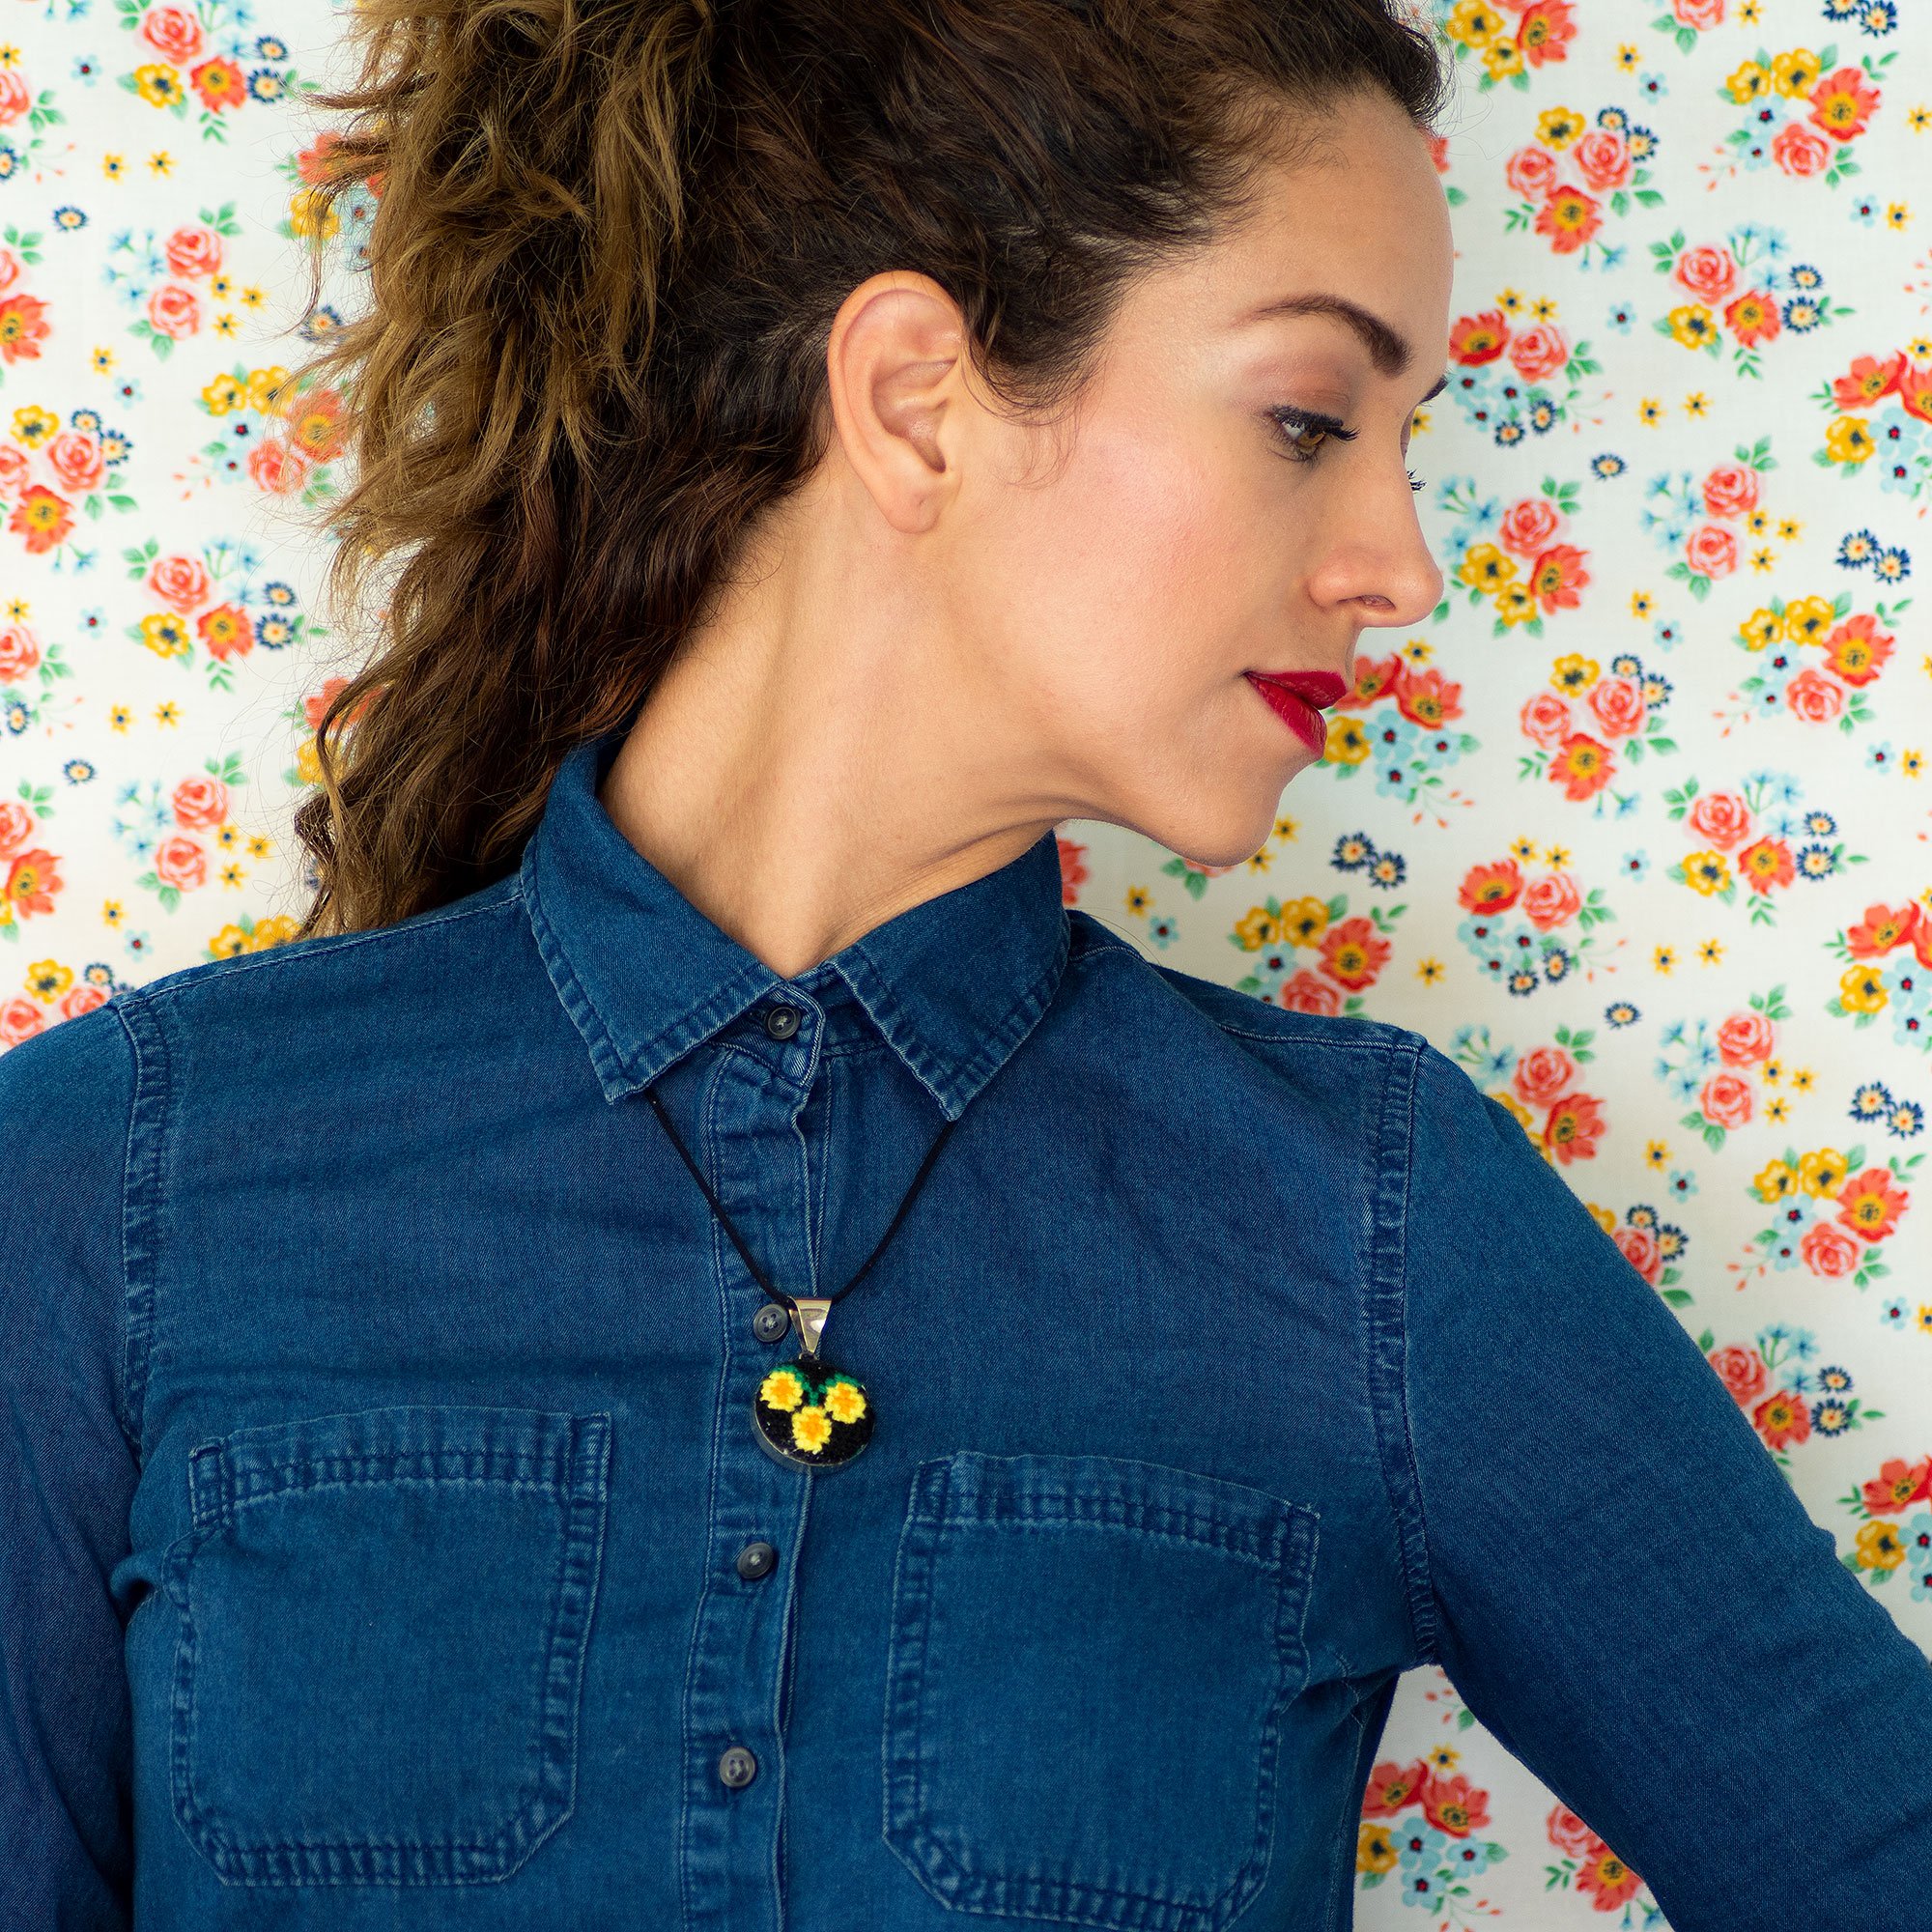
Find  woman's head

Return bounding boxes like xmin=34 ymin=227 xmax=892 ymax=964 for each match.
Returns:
xmin=288 ymin=0 xmax=1456 ymax=936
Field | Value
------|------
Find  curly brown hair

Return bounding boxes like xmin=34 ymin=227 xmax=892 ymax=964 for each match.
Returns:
xmin=283 ymin=0 xmax=1453 ymax=937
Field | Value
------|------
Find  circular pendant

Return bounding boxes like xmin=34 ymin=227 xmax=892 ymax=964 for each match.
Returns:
xmin=753 ymin=1352 xmax=874 ymax=1471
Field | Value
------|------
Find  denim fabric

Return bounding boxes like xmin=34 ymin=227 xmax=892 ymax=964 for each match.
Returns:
xmin=5 ymin=723 xmax=1931 ymax=1931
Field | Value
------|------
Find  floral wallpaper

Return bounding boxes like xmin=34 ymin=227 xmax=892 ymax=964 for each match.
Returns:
xmin=2 ymin=0 xmax=1929 ymax=1923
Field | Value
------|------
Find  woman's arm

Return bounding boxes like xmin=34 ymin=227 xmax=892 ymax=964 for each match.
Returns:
xmin=1389 ymin=1039 xmax=1932 ymax=1926
xmin=0 ymin=1006 xmax=139 ymax=1930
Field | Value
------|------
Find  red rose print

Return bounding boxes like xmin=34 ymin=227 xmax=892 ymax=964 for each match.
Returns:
xmin=1773 ymin=122 xmax=1832 ymax=178
xmin=0 ymin=997 xmax=45 ymax=1046
xmin=1498 ymin=496 xmax=1560 ymax=557
xmin=1708 ymin=1344 xmax=1768 ymax=1406
xmin=1520 ymin=689 xmax=1572 ymax=749
xmin=1685 ymin=523 xmax=1737 ymax=579
xmin=1586 ymin=675 xmax=1645 ymax=740
xmin=154 ymin=836 xmax=207 ymax=892
xmin=1513 ymin=1043 xmax=1577 ymax=1106
xmin=45 ymin=431 xmax=106 ymax=494
xmin=1520 ymin=871 xmax=1582 ymax=931
xmin=1716 ymin=1009 xmax=1774 ymax=1066
xmin=0 ymin=626 xmax=43 ymax=683
xmin=1274 ymin=969 xmax=1342 ymax=1015
xmin=164 ymin=224 xmax=224 ymax=279
xmin=1700 ymin=462 xmax=1759 ymax=518
xmin=1506 ymin=146 xmax=1560 ymax=200
xmin=147 ymin=283 xmax=202 ymax=340
xmin=247 ymin=438 xmax=312 ymax=497
xmin=1697 ymin=1069 xmax=1754 ymax=1130
xmin=148 ymin=554 xmax=213 ymax=611
xmin=1672 ymin=244 xmax=1737 ymax=303
xmin=1612 ymin=1222 xmax=1661 ymax=1284
xmin=1687 ymin=790 xmax=1752 ymax=850
xmin=1801 ymin=1221 xmax=1861 ymax=1280
xmin=1571 ymin=129 xmax=1631 ymax=190
xmin=1506 ymin=322 xmax=1570 ymax=383
xmin=1784 ymin=668 xmax=1844 ymax=724
xmin=171 ymin=775 xmax=229 ymax=830
xmin=138 ymin=5 xmax=204 ymax=62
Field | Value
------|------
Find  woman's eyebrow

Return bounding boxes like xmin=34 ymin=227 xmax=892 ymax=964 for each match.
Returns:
xmin=1238 ymin=290 xmax=1448 ymax=401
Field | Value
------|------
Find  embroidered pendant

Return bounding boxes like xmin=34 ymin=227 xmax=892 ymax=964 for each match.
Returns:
xmin=752 ymin=1297 xmax=874 ymax=1472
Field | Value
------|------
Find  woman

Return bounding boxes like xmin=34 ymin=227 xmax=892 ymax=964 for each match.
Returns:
xmin=5 ymin=0 xmax=1930 ymax=1925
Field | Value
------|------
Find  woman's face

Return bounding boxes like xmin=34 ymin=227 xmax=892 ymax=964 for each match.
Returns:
xmin=938 ymin=88 xmax=1455 ymax=868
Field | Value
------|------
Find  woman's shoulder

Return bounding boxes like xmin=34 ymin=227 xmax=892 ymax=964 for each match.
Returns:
xmin=1064 ymin=906 xmax=1423 ymax=1065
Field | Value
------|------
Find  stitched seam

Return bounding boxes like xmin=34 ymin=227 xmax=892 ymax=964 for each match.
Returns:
xmin=106 ymin=1001 xmax=144 ymax=1461
xmin=112 ymin=992 xmax=172 ymax=1464
xmin=1366 ymin=1039 xmax=1440 ymax=1668
xmin=131 ymin=887 xmax=519 ymax=1009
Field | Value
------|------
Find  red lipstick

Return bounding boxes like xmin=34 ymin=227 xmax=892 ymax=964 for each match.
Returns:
xmin=1244 ymin=668 xmax=1348 ymax=754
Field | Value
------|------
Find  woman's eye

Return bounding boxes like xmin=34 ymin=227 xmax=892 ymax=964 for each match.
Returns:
xmin=1266 ymin=404 xmax=1357 ymax=465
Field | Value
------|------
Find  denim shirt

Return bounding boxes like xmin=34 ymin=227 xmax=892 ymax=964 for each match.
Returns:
xmin=5 ymin=724 xmax=1932 ymax=1932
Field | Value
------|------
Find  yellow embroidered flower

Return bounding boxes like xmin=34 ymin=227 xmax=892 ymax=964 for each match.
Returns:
xmin=759 ymin=1367 xmax=805 ymax=1412
xmin=823 ymin=1381 xmax=867 ymax=1426
xmin=791 ymin=1406 xmax=834 ymax=1454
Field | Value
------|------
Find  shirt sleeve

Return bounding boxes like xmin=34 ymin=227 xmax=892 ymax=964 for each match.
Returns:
xmin=1395 ymin=1038 xmax=1932 ymax=1926
xmin=0 ymin=1005 xmax=139 ymax=1930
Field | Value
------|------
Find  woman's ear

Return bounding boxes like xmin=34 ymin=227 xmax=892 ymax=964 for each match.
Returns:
xmin=821 ymin=270 xmax=975 ymax=535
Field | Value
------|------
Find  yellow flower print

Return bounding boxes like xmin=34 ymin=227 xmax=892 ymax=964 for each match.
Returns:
xmin=1492 ymin=582 xmax=1540 ymax=627
xmin=1665 ymin=304 xmax=1718 ymax=351
xmin=1825 ymin=417 xmax=1874 ymax=466
xmin=1837 ymin=963 xmax=1888 ymax=1015
xmin=1797 ymin=1149 xmax=1847 ymax=1198
xmin=1724 ymin=60 xmax=1770 ymax=104
xmin=1739 ymin=607 xmax=1781 ymax=650
xmin=1550 ymin=652 xmax=1600 ymax=695
xmin=1752 ymin=1158 xmax=1798 ymax=1205
xmin=139 ymin=612 xmax=192 ymax=660
xmin=791 ymin=1406 xmax=833 ymax=1455
xmin=1234 ymin=905 xmax=1281 ymax=951
xmin=1445 ymin=0 xmax=1506 ymax=48
xmin=823 ymin=1381 xmax=867 ymax=1426
xmin=1322 ymin=717 xmax=1372 ymax=767
xmin=1770 ymin=48 xmax=1821 ymax=99
xmin=1279 ymin=895 xmax=1330 ymax=946
xmin=1683 ymin=851 xmax=1732 ymax=895
xmin=132 ymin=64 xmax=183 ymax=107
xmin=1535 ymin=107 xmax=1583 ymax=149
xmin=1457 ymin=543 xmax=1517 ymax=592
xmin=759 ymin=1367 xmax=805 ymax=1412
xmin=1781 ymin=595 xmax=1834 ymax=643
xmin=1356 ymin=1822 xmax=1399 ymax=1873
xmin=1855 ymin=1520 xmax=1904 ymax=1573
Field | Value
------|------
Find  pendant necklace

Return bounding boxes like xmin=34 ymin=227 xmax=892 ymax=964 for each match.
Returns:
xmin=642 ymin=1081 xmax=960 ymax=1473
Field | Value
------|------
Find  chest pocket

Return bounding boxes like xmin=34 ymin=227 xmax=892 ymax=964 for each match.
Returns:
xmin=882 ymin=1450 xmax=1319 ymax=1932
xmin=165 ymin=1403 xmax=611 ymax=1886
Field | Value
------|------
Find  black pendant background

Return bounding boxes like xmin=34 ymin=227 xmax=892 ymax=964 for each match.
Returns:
xmin=753 ymin=1352 xmax=875 ymax=1471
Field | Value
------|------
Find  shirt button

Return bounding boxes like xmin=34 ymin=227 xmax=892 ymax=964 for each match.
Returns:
xmin=752 ymin=1302 xmax=791 ymax=1344
xmin=736 ymin=1541 xmax=777 ymax=1580
xmin=718 ymin=1745 xmax=758 ymax=1789
xmin=763 ymin=1005 xmax=801 ymax=1039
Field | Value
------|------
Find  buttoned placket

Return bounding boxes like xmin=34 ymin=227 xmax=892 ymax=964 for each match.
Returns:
xmin=677 ymin=988 xmax=829 ymax=1932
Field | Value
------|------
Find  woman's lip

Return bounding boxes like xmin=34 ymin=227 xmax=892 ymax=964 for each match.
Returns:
xmin=1247 ymin=668 xmax=1350 ymax=709
xmin=1245 ymin=671 xmax=1327 ymax=754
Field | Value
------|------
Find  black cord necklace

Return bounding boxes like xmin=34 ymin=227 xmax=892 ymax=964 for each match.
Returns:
xmin=643 ymin=1081 xmax=961 ymax=1472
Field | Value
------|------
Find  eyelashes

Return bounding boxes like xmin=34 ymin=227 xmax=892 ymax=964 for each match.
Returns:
xmin=1266 ymin=404 xmax=1426 ymax=495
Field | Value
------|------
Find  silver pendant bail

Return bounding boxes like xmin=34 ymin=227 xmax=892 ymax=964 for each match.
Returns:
xmin=791 ymin=1296 xmax=832 ymax=1356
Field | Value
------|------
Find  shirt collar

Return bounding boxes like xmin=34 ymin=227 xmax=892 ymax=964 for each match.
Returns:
xmin=519 ymin=725 xmax=1072 ymax=1120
